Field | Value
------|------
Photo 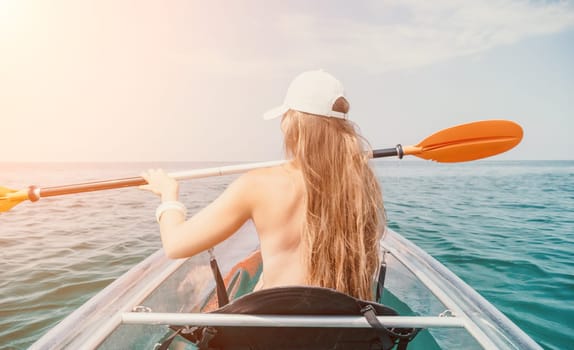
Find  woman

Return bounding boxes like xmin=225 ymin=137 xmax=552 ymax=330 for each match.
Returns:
xmin=141 ymin=70 xmax=385 ymax=301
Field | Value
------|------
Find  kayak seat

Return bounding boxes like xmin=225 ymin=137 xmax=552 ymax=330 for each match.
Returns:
xmin=171 ymin=286 xmax=420 ymax=350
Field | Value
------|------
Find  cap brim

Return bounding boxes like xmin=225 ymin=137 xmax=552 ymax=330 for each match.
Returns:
xmin=263 ymin=105 xmax=289 ymax=120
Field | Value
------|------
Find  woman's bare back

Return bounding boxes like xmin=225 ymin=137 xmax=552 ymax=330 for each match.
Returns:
xmin=248 ymin=162 xmax=307 ymax=289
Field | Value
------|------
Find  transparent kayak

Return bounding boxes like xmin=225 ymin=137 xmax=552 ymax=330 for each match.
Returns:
xmin=30 ymin=223 xmax=542 ymax=349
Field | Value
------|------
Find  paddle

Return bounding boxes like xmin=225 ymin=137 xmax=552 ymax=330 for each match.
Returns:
xmin=0 ymin=119 xmax=522 ymax=212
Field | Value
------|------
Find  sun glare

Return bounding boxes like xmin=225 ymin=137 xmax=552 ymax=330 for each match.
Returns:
xmin=0 ymin=0 xmax=22 ymax=23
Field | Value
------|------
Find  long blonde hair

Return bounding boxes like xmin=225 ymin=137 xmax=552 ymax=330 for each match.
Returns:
xmin=283 ymin=104 xmax=385 ymax=300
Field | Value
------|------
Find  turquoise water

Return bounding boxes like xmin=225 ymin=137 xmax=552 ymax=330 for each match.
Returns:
xmin=379 ymin=161 xmax=574 ymax=350
xmin=0 ymin=161 xmax=572 ymax=349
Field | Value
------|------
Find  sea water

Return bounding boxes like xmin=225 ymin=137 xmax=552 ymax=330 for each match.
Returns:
xmin=0 ymin=161 xmax=572 ymax=349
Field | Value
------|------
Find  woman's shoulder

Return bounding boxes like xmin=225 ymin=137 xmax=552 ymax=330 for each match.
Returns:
xmin=236 ymin=163 xmax=300 ymax=191
xmin=241 ymin=165 xmax=288 ymax=183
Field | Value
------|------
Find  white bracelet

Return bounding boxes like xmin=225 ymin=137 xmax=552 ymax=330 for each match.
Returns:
xmin=155 ymin=201 xmax=187 ymax=223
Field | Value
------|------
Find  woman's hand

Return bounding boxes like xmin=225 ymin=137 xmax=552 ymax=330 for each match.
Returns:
xmin=140 ymin=169 xmax=179 ymax=201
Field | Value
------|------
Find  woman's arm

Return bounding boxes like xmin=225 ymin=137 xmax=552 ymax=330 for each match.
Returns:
xmin=140 ymin=169 xmax=254 ymax=259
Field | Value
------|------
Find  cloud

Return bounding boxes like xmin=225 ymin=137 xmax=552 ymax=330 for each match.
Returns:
xmin=287 ymin=0 xmax=574 ymax=72
xmin=177 ymin=0 xmax=574 ymax=76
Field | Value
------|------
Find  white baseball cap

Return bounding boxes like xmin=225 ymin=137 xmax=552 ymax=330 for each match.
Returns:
xmin=263 ymin=70 xmax=348 ymax=120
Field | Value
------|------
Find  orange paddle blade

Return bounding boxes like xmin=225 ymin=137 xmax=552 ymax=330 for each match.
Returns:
xmin=404 ymin=120 xmax=523 ymax=162
xmin=0 ymin=186 xmax=30 ymax=212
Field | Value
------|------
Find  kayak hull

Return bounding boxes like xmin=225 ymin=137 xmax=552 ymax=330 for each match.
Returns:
xmin=30 ymin=223 xmax=541 ymax=350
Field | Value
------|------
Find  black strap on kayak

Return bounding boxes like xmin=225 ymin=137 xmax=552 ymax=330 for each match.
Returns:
xmin=376 ymin=252 xmax=388 ymax=301
xmin=209 ymin=248 xmax=229 ymax=307
xmin=157 ymin=249 xmax=228 ymax=350
xmin=361 ymin=305 xmax=395 ymax=350
xmin=360 ymin=304 xmax=421 ymax=350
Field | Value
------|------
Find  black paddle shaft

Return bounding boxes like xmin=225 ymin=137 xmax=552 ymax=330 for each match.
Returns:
xmin=373 ymin=145 xmax=404 ymax=159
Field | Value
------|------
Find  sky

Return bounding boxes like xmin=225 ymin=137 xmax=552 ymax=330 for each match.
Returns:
xmin=1 ymin=0 xmax=573 ymax=162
